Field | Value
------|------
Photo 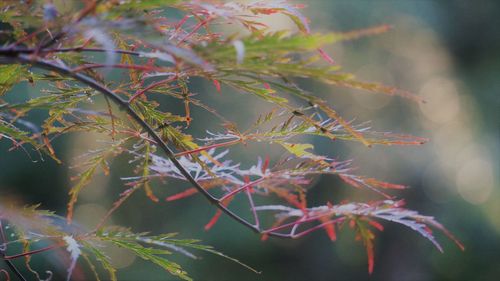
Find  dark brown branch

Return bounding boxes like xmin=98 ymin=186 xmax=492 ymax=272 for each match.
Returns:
xmin=0 ymin=51 xmax=291 ymax=239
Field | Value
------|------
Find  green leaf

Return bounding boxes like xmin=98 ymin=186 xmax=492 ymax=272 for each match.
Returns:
xmin=67 ymin=140 xmax=127 ymax=223
xmin=82 ymin=242 xmax=118 ymax=281
xmin=98 ymin=234 xmax=191 ymax=281
xmin=0 ymin=65 xmax=26 ymax=96
xmin=95 ymin=228 xmax=260 ymax=276
xmin=81 ymin=252 xmax=104 ymax=281
xmin=0 ymin=120 xmax=39 ymax=149
xmin=67 ymin=154 xmax=104 ymax=223
xmin=222 ymin=79 xmax=288 ymax=104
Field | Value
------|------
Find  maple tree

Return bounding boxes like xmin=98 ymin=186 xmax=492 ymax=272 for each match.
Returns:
xmin=0 ymin=1 xmax=463 ymax=280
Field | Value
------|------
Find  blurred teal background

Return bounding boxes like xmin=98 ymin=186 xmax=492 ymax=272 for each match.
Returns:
xmin=1 ymin=1 xmax=499 ymax=280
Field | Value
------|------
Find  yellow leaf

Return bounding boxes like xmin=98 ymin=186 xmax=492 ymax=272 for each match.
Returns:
xmin=278 ymin=142 xmax=321 ymax=160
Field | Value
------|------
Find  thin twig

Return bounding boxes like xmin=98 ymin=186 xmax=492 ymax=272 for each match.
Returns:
xmin=245 ymin=189 xmax=260 ymax=229
xmin=0 ymin=220 xmax=27 ymax=281
xmin=219 ymin=178 xmax=266 ymax=202
xmin=2 ymin=243 xmax=65 ymax=260
xmin=129 ymin=75 xmax=178 ymax=103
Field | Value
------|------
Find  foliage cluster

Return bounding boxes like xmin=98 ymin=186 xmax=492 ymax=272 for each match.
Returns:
xmin=0 ymin=1 xmax=462 ymax=280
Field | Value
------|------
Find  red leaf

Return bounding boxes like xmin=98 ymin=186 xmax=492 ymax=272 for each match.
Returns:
xmin=261 ymin=155 xmax=270 ymax=173
xmin=213 ymin=79 xmax=221 ymax=93
xmin=367 ymin=240 xmax=374 ymax=274
xmin=205 ymin=209 xmax=223 ymax=231
xmin=325 ymin=224 xmax=337 ymax=241
xmin=166 ymin=188 xmax=198 ymax=201
xmin=205 ymin=198 xmax=233 ymax=230
xmin=369 ymin=221 xmax=384 ymax=231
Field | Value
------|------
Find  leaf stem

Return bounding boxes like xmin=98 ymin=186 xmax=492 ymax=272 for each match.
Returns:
xmin=129 ymin=75 xmax=178 ymax=103
xmin=2 ymin=243 xmax=64 ymax=260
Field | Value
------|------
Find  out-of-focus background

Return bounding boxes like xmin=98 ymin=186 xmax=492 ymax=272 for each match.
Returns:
xmin=1 ymin=1 xmax=499 ymax=280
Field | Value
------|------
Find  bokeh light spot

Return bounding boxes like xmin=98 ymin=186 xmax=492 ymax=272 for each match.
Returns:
xmin=456 ymin=158 xmax=494 ymax=204
xmin=419 ymin=78 xmax=461 ymax=124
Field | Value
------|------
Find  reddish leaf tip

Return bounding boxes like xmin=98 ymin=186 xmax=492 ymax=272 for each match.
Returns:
xmin=317 ymin=48 xmax=335 ymax=64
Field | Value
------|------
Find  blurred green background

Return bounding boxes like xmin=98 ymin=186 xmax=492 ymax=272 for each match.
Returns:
xmin=1 ymin=1 xmax=499 ymax=280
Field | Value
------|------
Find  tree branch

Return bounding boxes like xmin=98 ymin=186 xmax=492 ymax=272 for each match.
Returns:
xmin=0 ymin=51 xmax=290 ymax=239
